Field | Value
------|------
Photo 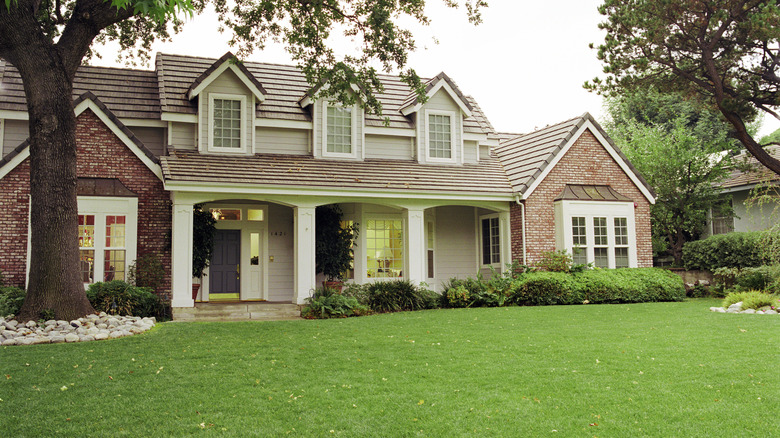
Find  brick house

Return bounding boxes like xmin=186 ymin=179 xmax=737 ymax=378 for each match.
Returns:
xmin=0 ymin=52 xmax=654 ymax=316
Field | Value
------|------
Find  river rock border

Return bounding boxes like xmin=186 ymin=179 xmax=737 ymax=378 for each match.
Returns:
xmin=1 ymin=313 xmax=155 ymax=346
xmin=709 ymin=301 xmax=779 ymax=315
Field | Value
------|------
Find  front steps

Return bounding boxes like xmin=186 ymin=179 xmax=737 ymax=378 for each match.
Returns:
xmin=173 ymin=302 xmax=302 ymax=321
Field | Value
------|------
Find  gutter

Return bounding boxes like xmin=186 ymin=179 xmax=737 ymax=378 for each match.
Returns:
xmin=514 ymin=193 xmax=527 ymax=266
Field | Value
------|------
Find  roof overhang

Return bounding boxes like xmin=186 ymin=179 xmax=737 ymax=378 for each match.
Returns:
xmin=299 ymin=82 xmax=363 ymax=108
xmin=186 ymin=52 xmax=267 ymax=103
xmin=400 ymin=74 xmax=473 ymax=118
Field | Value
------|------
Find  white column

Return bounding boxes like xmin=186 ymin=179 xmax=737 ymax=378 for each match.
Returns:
xmin=294 ymin=206 xmax=316 ymax=305
xmin=405 ymin=207 xmax=426 ymax=286
xmin=499 ymin=210 xmax=512 ymax=272
xmin=171 ymin=200 xmax=194 ymax=308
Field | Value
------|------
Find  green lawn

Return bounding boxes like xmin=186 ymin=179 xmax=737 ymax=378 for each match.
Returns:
xmin=1 ymin=299 xmax=777 ymax=437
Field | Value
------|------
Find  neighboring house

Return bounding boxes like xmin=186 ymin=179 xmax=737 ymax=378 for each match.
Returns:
xmin=0 ymin=52 xmax=655 ymax=315
xmin=706 ymin=145 xmax=780 ymax=236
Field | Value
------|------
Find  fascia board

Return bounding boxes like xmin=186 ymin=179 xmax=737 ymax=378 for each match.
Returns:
xmin=187 ymin=63 xmax=266 ymax=103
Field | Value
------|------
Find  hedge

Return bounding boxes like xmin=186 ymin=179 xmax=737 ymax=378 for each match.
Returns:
xmin=682 ymin=231 xmax=780 ymax=271
xmin=86 ymin=280 xmax=170 ymax=320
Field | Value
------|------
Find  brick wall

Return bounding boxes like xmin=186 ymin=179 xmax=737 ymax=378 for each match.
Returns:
xmin=0 ymin=109 xmax=172 ymax=299
xmin=509 ymin=129 xmax=653 ymax=267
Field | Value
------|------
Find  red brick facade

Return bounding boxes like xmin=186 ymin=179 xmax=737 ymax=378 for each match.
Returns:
xmin=0 ymin=109 xmax=172 ymax=299
xmin=509 ymin=129 xmax=653 ymax=267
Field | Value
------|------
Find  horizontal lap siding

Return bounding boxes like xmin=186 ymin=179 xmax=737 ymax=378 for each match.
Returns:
xmin=171 ymin=122 xmax=196 ymax=150
xmin=256 ymin=127 xmax=309 ymax=155
xmin=2 ymin=119 xmax=28 ymax=157
xmin=434 ymin=206 xmax=478 ymax=288
xmin=365 ymin=134 xmax=411 ymax=160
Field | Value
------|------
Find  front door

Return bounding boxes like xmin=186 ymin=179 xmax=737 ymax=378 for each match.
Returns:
xmin=210 ymin=229 xmax=240 ymax=300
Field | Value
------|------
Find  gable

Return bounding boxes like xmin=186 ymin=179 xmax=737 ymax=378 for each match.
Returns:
xmin=186 ymin=52 xmax=266 ymax=102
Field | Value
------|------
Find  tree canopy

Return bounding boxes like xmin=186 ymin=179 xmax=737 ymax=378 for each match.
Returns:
xmin=0 ymin=0 xmax=486 ymax=320
xmin=587 ymin=0 xmax=780 ymax=176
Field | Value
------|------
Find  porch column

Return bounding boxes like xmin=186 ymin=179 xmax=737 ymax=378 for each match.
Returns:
xmin=294 ymin=206 xmax=316 ymax=305
xmin=499 ymin=210 xmax=512 ymax=271
xmin=405 ymin=207 xmax=426 ymax=286
xmin=171 ymin=200 xmax=194 ymax=308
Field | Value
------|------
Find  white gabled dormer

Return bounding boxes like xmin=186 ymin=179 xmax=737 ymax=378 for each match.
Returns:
xmin=300 ymin=86 xmax=365 ymax=161
xmin=400 ymin=73 xmax=474 ymax=166
xmin=187 ymin=52 xmax=267 ymax=155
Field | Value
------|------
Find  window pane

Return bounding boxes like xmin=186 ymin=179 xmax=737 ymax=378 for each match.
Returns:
xmin=482 ymin=217 xmax=500 ymax=265
xmin=593 ymin=217 xmax=608 ymax=245
xmin=104 ymin=250 xmax=125 ymax=281
xmin=594 ymin=247 xmax=609 ymax=268
xmin=78 ymin=215 xmax=95 ymax=248
xmin=213 ymin=99 xmax=242 ymax=148
xmin=428 ymin=114 xmax=452 ymax=159
xmin=248 ymin=209 xmax=265 ymax=221
xmin=573 ymin=247 xmax=587 ymax=265
xmin=210 ymin=208 xmax=241 ymax=221
xmin=366 ymin=219 xmax=403 ymax=278
xmin=571 ymin=217 xmax=586 ymax=245
xmin=614 ymin=217 xmax=628 ymax=246
xmin=250 ymin=232 xmax=260 ymax=266
xmin=614 ymin=247 xmax=629 ymax=268
xmin=105 ymin=215 xmax=126 ymax=247
xmin=80 ymin=250 xmax=94 ymax=283
xmin=327 ymin=106 xmax=352 ymax=154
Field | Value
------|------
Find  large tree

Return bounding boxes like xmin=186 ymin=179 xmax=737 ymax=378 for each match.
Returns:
xmin=0 ymin=0 xmax=486 ymax=321
xmin=587 ymin=0 xmax=780 ymax=176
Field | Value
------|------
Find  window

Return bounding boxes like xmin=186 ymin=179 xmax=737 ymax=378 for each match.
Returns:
xmin=571 ymin=217 xmax=587 ymax=265
xmin=556 ymin=201 xmax=636 ymax=269
xmin=427 ymin=221 xmax=435 ymax=279
xmin=614 ymin=217 xmax=629 ymax=268
xmin=366 ymin=219 xmax=403 ymax=278
xmin=326 ymin=106 xmax=353 ymax=154
xmin=428 ymin=113 xmax=452 ymax=160
xmin=78 ymin=215 xmax=95 ymax=283
xmin=593 ymin=217 xmax=609 ymax=268
xmin=78 ymin=212 xmax=130 ymax=284
xmin=104 ymin=215 xmax=126 ymax=281
xmin=712 ymin=199 xmax=734 ymax=235
xmin=247 ymin=209 xmax=265 ymax=221
xmin=211 ymin=208 xmax=241 ymax=221
xmin=481 ymin=217 xmax=500 ymax=265
xmin=212 ymin=98 xmax=242 ymax=148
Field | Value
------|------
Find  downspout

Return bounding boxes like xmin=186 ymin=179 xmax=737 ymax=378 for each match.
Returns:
xmin=514 ymin=194 xmax=527 ymax=266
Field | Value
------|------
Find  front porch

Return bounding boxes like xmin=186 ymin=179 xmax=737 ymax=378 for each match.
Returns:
xmin=173 ymin=302 xmax=303 ymax=321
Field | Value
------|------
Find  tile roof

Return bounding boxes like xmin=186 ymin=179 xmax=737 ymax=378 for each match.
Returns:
xmin=185 ymin=51 xmax=268 ymax=99
xmin=721 ymin=145 xmax=780 ymax=189
xmin=161 ymin=151 xmax=513 ymax=195
xmin=496 ymin=112 xmax=654 ymax=198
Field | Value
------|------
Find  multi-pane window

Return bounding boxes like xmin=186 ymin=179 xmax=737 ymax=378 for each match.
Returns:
xmin=366 ymin=219 xmax=403 ymax=278
xmin=78 ymin=215 xmax=95 ymax=283
xmin=428 ymin=114 xmax=452 ymax=159
xmin=78 ymin=213 xmax=128 ymax=284
xmin=593 ymin=217 xmax=609 ymax=268
xmin=213 ymin=98 xmax=242 ymax=148
xmin=712 ymin=199 xmax=734 ymax=235
xmin=427 ymin=221 xmax=435 ymax=279
xmin=571 ymin=216 xmax=587 ymax=265
xmin=327 ymin=106 xmax=353 ymax=154
xmin=104 ymin=215 xmax=126 ymax=281
xmin=481 ymin=217 xmax=500 ymax=265
xmin=614 ymin=217 xmax=629 ymax=268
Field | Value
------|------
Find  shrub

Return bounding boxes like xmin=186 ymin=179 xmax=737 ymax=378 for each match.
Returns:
xmin=0 ymin=286 xmax=26 ymax=317
xmin=128 ymin=253 xmax=166 ymax=292
xmin=86 ymin=280 xmax=169 ymax=320
xmin=341 ymin=283 xmax=370 ymax=306
xmin=722 ymin=291 xmax=779 ymax=310
xmin=534 ymin=250 xmax=573 ymax=272
xmin=365 ymin=280 xmax=438 ymax=313
xmin=510 ymin=271 xmax=583 ymax=305
xmin=682 ymin=231 xmax=779 ymax=270
xmin=734 ymin=265 xmax=780 ymax=292
xmin=444 ymin=285 xmax=472 ymax=308
xmin=301 ymin=287 xmax=368 ymax=319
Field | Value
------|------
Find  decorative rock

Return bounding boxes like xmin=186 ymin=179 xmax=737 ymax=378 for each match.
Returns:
xmin=94 ymin=333 xmax=109 ymax=341
xmin=69 ymin=320 xmax=82 ymax=328
xmin=50 ymin=336 xmax=66 ymax=344
xmin=2 ymin=338 xmax=17 ymax=346
xmin=109 ymin=331 xmax=124 ymax=339
xmin=96 ymin=323 xmax=108 ymax=329
xmin=0 ymin=314 xmax=156 ymax=346
xmin=726 ymin=308 xmax=740 ymax=313
xmin=25 ymin=320 xmax=37 ymax=328
xmin=742 ymin=309 xmax=756 ymax=314
xmin=709 ymin=307 xmax=726 ymax=313
xmin=79 ymin=335 xmax=95 ymax=342
xmin=766 ymin=309 xmax=778 ymax=315
xmin=756 ymin=310 xmax=765 ymax=314
xmin=728 ymin=302 xmax=743 ymax=311
xmin=31 ymin=337 xmax=50 ymax=345
xmin=64 ymin=333 xmax=80 ymax=343
xmin=5 ymin=320 xmax=18 ymax=329
xmin=44 ymin=320 xmax=56 ymax=326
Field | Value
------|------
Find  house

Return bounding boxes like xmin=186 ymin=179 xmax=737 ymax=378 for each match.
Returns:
xmin=0 ymin=52 xmax=655 ymax=316
xmin=706 ymin=145 xmax=780 ymax=236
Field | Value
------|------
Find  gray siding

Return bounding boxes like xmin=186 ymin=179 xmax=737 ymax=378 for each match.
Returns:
xmin=199 ymin=69 xmax=254 ymax=153
xmin=479 ymin=145 xmax=490 ymax=161
xmin=464 ymin=140 xmax=478 ymax=164
xmin=433 ymin=206 xmax=478 ymax=288
xmin=171 ymin=122 xmax=196 ymax=149
xmin=2 ymin=119 xmax=28 ymax=157
xmin=365 ymin=134 xmax=413 ymax=160
xmin=131 ymin=126 xmax=166 ymax=157
xmin=417 ymin=89 xmax=464 ymax=165
xmin=267 ymin=203 xmax=294 ymax=301
xmin=255 ymin=127 xmax=309 ymax=155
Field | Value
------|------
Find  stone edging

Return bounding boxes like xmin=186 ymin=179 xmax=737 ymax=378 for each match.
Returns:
xmin=709 ymin=302 xmax=779 ymax=315
xmin=1 ymin=313 xmax=155 ymax=346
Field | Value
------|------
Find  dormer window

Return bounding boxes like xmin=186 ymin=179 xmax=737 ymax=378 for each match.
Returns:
xmin=323 ymin=103 xmax=358 ymax=158
xmin=426 ymin=110 xmax=456 ymax=163
xmin=208 ymin=93 xmax=247 ymax=153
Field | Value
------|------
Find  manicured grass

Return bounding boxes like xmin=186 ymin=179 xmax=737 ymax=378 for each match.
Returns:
xmin=1 ymin=299 xmax=777 ymax=437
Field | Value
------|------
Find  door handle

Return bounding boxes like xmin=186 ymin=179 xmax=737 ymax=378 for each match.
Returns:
xmin=237 ymin=264 xmax=240 ymax=278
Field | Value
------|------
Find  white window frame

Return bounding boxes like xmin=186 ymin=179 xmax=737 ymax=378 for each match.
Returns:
xmin=208 ymin=93 xmax=248 ymax=154
xmin=479 ymin=213 xmax=501 ymax=268
xmin=76 ymin=197 xmax=138 ymax=287
xmin=364 ymin=214 xmax=405 ymax=280
xmin=426 ymin=219 xmax=435 ymax=279
xmin=555 ymin=200 xmax=637 ymax=269
xmin=322 ymin=102 xmax=359 ymax=159
xmin=425 ymin=109 xmax=457 ymax=164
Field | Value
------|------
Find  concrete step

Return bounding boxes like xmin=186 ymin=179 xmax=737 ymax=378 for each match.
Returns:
xmin=173 ymin=303 xmax=302 ymax=321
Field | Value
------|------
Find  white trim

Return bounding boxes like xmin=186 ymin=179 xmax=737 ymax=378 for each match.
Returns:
xmin=167 ymin=121 xmax=173 ymax=147
xmin=462 ymin=132 xmax=487 ymax=142
xmin=161 ymin=113 xmax=198 ymax=123
xmin=0 ymin=110 xmax=28 ymax=120
xmin=364 ymin=126 xmax=416 ymax=137
xmin=122 ymin=118 xmax=167 ymax=128
xmin=400 ymin=80 xmax=473 ymax=118
xmin=187 ymin=62 xmax=266 ymax=102
xmin=0 ymin=118 xmax=4 ymax=155
xmin=521 ymin=121 xmax=656 ymax=204
xmin=424 ymin=109 xmax=458 ymax=164
xmin=73 ymin=99 xmax=164 ymax=181
xmin=207 ymin=93 xmax=250 ymax=154
xmin=322 ymin=102 xmax=359 ymax=159
xmin=478 ymin=213 xmax=502 ymax=268
xmin=0 ymin=147 xmax=30 ymax=179
xmin=254 ymin=118 xmax=313 ymax=129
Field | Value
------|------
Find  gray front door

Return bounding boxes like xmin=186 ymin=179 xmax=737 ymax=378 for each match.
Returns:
xmin=210 ymin=229 xmax=241 ymax=296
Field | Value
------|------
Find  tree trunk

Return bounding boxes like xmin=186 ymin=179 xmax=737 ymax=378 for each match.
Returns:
xmin=14 ymin=55 xmax=95 ymax=322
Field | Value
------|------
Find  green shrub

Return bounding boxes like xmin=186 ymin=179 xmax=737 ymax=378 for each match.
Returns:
xmin=444 ymin=285 xmax=472 ymax=308
xmin=128 ymin=253 xmax=166 ymax=292
xmin=0 ymin=286 xmax=26 ymax=317
xmin=341 ymin=283 xmax=370 ymax=306
xmin=534 ymin=250 xmax=573 ymax=272
xmin=86 ymin=280 xmax=169 ymax=320
xmin=301 ymin=287 xmax=368 ymax=319
xmin=682 ymin=232 xmax=779 ymax=270
xmin=365 ymin=280 xmax=438 ymax=313
xmin=722 ymin=291 xmax=779 ymax=310
xmin=734 ymin=265 xmax=780 ymax=291
xmin=510 ymin=271 xmax=583 ymax=305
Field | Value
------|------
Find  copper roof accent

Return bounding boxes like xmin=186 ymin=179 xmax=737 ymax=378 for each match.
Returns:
xmin=77 ymin=178 xmax=136 ymax=197
xmin=495 ymin=112 xmax=655 ymax=198
xmin=161 ymin=151 xmax=513 ymax=195
xmin=185 ymin=51 xmax=268 ymax=99
xmin=720 ymin=145 xmax=780 ymax=190
xmin=554 ymin=184 xmax=633 ymax=202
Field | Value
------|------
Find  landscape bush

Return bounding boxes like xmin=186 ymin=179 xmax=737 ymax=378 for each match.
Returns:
xmin=301 ymin=286 xmax=368 ymax=319
xmin=86 ymin=280 xmax=170 ymax=320
xmin=364 ymin=280 xmax=438 ymax=313
xmin=0 ymin=286 xmax=26 ymax=317
xmin=721 ymin=290 xmax=779 ymax=310
xmin=682 ymin=231 xmax=779 ymax=270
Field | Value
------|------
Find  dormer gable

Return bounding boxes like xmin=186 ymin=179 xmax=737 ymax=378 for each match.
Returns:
xmin=186 ymin=52 xmax=267 ymax=103
xmin=400 ymin=72 xmax=473 ymax=118
xmin=298 ymin=84 xmax=365 ymax=160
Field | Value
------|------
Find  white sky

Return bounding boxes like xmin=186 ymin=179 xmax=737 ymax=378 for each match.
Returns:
xmin=90 ymin=1 xmax=780 ymax=138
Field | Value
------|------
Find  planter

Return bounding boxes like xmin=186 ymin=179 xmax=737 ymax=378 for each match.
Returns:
xmin=192 ymin=284 xmax=201 ymax=301
xmin=323 ymin=280 xmax=344 ymax=292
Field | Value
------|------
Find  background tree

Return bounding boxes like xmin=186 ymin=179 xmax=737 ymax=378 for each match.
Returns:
xmin=0 ymin=0 xmax=486 ymax=321
xmin=587 ymin=0 xmax=780 ymax=176
xmin=605 ymin=89 xmax=734 ymax=265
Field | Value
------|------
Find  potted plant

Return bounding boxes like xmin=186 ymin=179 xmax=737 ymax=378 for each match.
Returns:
xmin=315 ymin=205 xmax=359 ymax=290
xmin=192 ymin=204 xmax=217 ymax=300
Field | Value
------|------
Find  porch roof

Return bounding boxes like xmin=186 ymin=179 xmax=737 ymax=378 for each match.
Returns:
xmin=161 ymin=151 xmax=514 ymax=195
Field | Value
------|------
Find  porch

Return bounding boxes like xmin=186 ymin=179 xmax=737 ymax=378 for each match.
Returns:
xmin=173 ymin=302 xmax=303 ymax=321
